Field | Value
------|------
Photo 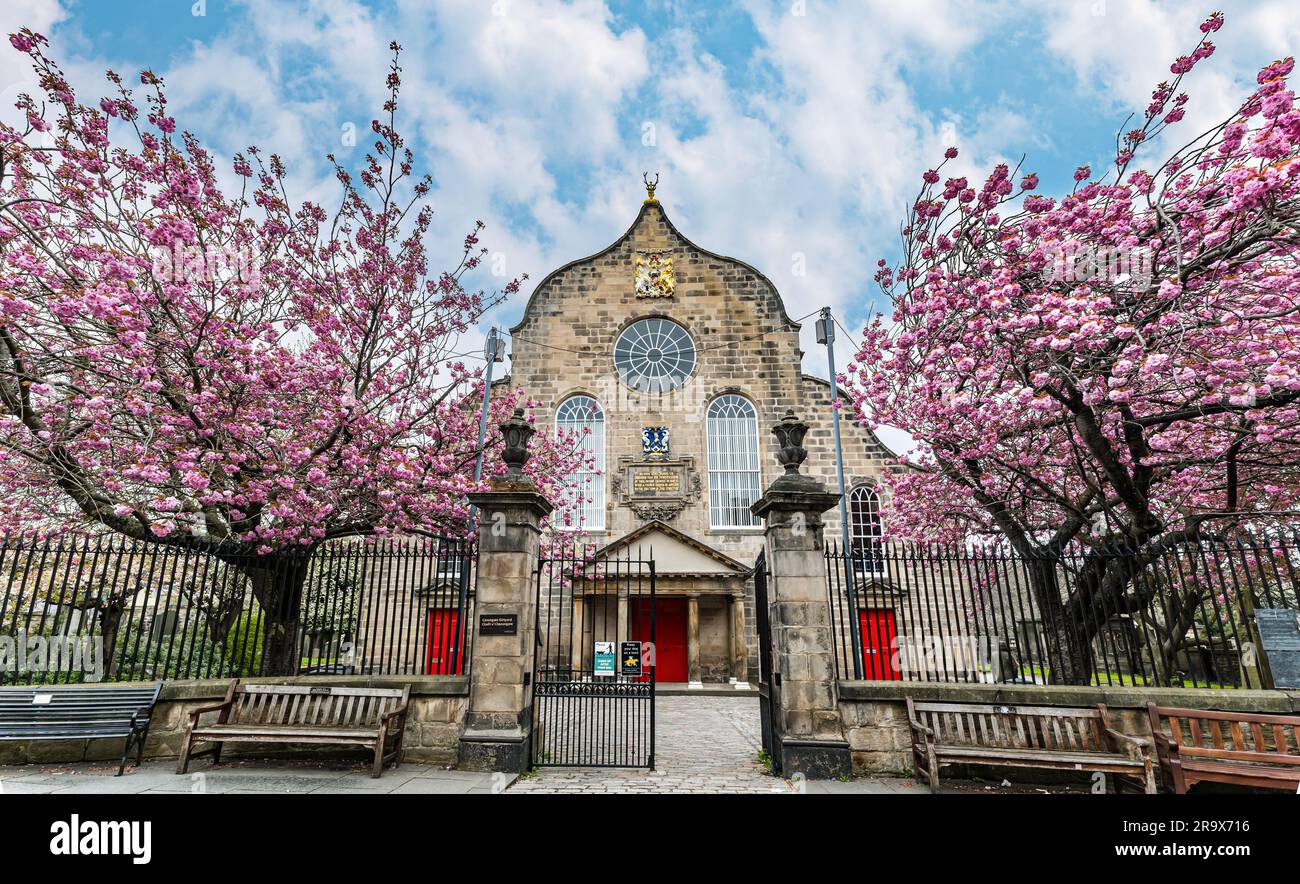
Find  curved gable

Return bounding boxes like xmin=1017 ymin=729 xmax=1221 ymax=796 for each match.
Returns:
xmin=510 ymin=200 xmax=801 ymax=334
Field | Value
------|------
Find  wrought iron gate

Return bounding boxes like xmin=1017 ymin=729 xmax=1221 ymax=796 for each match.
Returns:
xmin=531 ymin=541 xmax=656 ymax=768
xmin=754 ymin=549 xmax=782 ymax=774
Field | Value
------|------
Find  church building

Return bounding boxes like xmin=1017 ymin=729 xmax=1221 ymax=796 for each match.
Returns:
xmin=503 ymin=181 xmax=895 ymax=685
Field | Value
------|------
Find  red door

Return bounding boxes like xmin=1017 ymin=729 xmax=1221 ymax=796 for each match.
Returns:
xmin=631 ymin=598 xmax=688 ymax=683
xmin=858 ymin=608 xmax=899 ymax=680
xmin=425 ymin=609 xmax=462 ymax=675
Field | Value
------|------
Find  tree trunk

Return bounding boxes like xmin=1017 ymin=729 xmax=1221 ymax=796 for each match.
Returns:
xmin=1024 ymin=557 xmax=1094 ymax=685
xmin=97 ymin=603 xmax=124 ymax=681
xmin=203 ymin=595 xmax=245 ymax=648
xmin=235 ymin=556 xmax=311 ymax=676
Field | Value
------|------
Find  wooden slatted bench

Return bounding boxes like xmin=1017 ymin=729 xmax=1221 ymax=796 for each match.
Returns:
xmin=906 ymin=699 xmax=1156 ymax=793
xmin=0 ymin=684 xmax=162 ymax=776
xmin=177 ymin=682 xmax=411 ymax=778
xmin=1146 ymin=703 xmax=1300 ymax=793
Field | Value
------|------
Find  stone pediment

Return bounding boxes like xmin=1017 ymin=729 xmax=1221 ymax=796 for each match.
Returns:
xmin=595 ymin=521 xmax=750 ymax=577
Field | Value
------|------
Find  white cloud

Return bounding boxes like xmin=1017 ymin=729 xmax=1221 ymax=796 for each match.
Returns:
xmin=0 ymin=0 xmax=68 ymax=127
xmin=1043 ymin=0 xmax=1300 ymax=161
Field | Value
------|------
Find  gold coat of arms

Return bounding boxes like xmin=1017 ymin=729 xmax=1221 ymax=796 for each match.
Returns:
xmin=634 ymin=250 xmax=675 ymax=298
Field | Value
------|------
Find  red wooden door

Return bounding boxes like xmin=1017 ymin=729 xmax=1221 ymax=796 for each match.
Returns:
xmin=858 ymin=608 xmax=899 ymax=680
xmin=631 ymin=598 xmax=688 ymax=683
xmin=426 ymin=608 xmax=462 ymax=675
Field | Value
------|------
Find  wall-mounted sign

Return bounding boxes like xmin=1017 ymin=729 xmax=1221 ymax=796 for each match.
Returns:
xmin=479 ymin=614 xmax=518 ymax=636
xmin=1257 ymin=608 xmax=1300 ymax=689
xmin=594 ymin=641 xmax=616 ymax=678
xmin=620 ymin=641 xmax=643 ymax=677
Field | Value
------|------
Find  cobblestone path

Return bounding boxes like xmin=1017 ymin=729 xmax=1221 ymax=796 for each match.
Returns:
xmin=508 ymin=694 xmax=794 ymax=794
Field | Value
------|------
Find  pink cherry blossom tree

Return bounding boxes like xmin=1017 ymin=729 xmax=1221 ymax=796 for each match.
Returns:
xmin=847 ymin=13 xmax=1300 ymax=683
xmin=0 ymin=32 xmax=587 ymax=670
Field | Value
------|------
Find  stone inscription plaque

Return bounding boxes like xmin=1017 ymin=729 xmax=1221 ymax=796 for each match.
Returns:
xmin=614 ymin=456 xmax=701 ymax=522
xmin=631 ymin=467 xmax=680 ymax=494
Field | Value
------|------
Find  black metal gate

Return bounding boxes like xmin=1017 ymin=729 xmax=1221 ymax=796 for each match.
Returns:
xmin=531 ymin=541 xmax=656 ymax=768
xmin=754 ymin=549 xmax=782 ymax=774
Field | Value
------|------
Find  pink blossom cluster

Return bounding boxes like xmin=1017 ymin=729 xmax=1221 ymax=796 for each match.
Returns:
xmin=847 ymin=15 xmax=1300 ymax=552
xmin=0 ymin=33 xmax=586 ymax=551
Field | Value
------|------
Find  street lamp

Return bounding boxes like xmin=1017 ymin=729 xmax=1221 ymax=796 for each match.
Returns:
xmin=817 ymin=307 xmax=864 ymax=678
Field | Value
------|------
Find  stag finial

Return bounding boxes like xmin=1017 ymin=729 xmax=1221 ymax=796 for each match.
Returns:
xmin=643 ymin=172 xmax=659 ymax=203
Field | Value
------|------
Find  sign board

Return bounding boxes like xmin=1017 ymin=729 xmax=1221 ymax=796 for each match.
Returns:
xmin=594 ymin=641 xmax=616 ymax=678
xmin=1256 ymin=608 xmax=1300 ymax=689
xmin=479 ymin=614 xmax=518 ymax=636
xmin=620 ymin=641 xmax=642 ymax=677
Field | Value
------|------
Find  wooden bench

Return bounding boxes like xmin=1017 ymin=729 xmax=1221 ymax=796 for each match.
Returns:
xmin=0 ymin=684 xmax=163 ymax=776
xmin=177 ymin=682 xmax=411 ymax=778
xmin=906 ymin=699 xmax=1156 ymax=793
xmin=1146 ymin=703 xmax=1300 ymax=793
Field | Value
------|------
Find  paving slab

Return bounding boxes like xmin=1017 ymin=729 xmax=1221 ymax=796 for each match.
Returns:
xmin=0 ymin=760 xmax=504 ymax=795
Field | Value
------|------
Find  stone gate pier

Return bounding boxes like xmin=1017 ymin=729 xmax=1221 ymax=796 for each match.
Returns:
xmin=750 ymin=410 xmax=853 ymax=779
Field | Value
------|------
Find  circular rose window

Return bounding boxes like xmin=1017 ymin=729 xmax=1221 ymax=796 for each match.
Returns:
xmin=613 ymin=318 xmax=696 ymax=393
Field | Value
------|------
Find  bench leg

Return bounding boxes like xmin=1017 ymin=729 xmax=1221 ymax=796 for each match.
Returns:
xmin=390 ymin=722 xmax=406 ymax=771
xmin=176 ymin=728 xmax=195 ymax=775
xmin=136 ymin=725 xmax=148 ymax=768
xmin=371 ymin=742 xmax=385 ymax=778
xmin=211 ymin=742 xmax=223 ymax=766
xmin=117 ymin=733 xmax=133 ymax=777
xmin=1168 ymin=759 xmax=1188 ymax=794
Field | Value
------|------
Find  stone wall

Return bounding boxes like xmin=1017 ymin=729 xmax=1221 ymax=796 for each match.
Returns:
xmin=0 ymin=676 xmax=468 ymax=768
xmin=839 ymin=680 xmax=1300 ymax=776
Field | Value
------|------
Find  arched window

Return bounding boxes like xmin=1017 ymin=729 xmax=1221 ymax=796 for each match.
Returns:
xmin=556 ymin=395 xmax=605 ymax=530
xmin=707 ymin=395 xmax=761 ymax=528
xmin=849 ymin=485 xmax=884 ymax=566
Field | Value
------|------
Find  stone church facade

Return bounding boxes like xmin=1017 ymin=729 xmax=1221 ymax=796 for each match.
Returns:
xmin=502 ymin=187 xmax=895 ymax=685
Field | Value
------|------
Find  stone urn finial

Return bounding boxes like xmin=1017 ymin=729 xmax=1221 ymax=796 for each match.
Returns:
xmin=772 ymin=409 xmax=809 ymax=475
xmin=499 ymin=407 xmax=535 ymax=479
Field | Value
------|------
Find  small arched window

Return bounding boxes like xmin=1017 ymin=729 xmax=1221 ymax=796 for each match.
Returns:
xmin=849 ymin=485 xmax=884 ymax=563
xmin=556 ymin=395 xmax=605 ymax=530
xmin=707 ymin=395 xmax=761 ymax=528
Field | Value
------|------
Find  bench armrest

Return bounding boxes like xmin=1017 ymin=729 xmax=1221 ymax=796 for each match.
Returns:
xmin=186 ymin=700 xmax=232 ymax=722
xmin=1147 ymin=729 xmax=1179 ymax=755
xmin=380 ymin=703 xmax=409 ymax=730
xmin=907 ymin=715 xmax=934 ymax=738
xmin=1105 ymin=727 xmax=1150 ymax=758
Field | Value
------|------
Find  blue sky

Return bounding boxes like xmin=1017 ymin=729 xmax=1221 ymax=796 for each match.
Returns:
xmin=3 ymin=0 xmax=1297 ymax=454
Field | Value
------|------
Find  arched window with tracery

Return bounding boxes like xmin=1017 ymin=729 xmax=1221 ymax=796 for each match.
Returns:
xmin=556 ymin=395 xmax=605 ymax=530
xmin=706 ymin=394 xmax=761 ymax=528
xmin=849 ymin=485 xmax=884 ymax=565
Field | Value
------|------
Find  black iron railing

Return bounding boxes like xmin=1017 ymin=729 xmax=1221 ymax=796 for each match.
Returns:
xmin=824 ymin=532 xmax=1300 ymax=690
xmin=0 ymin=533 xmax=474 ymax=684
